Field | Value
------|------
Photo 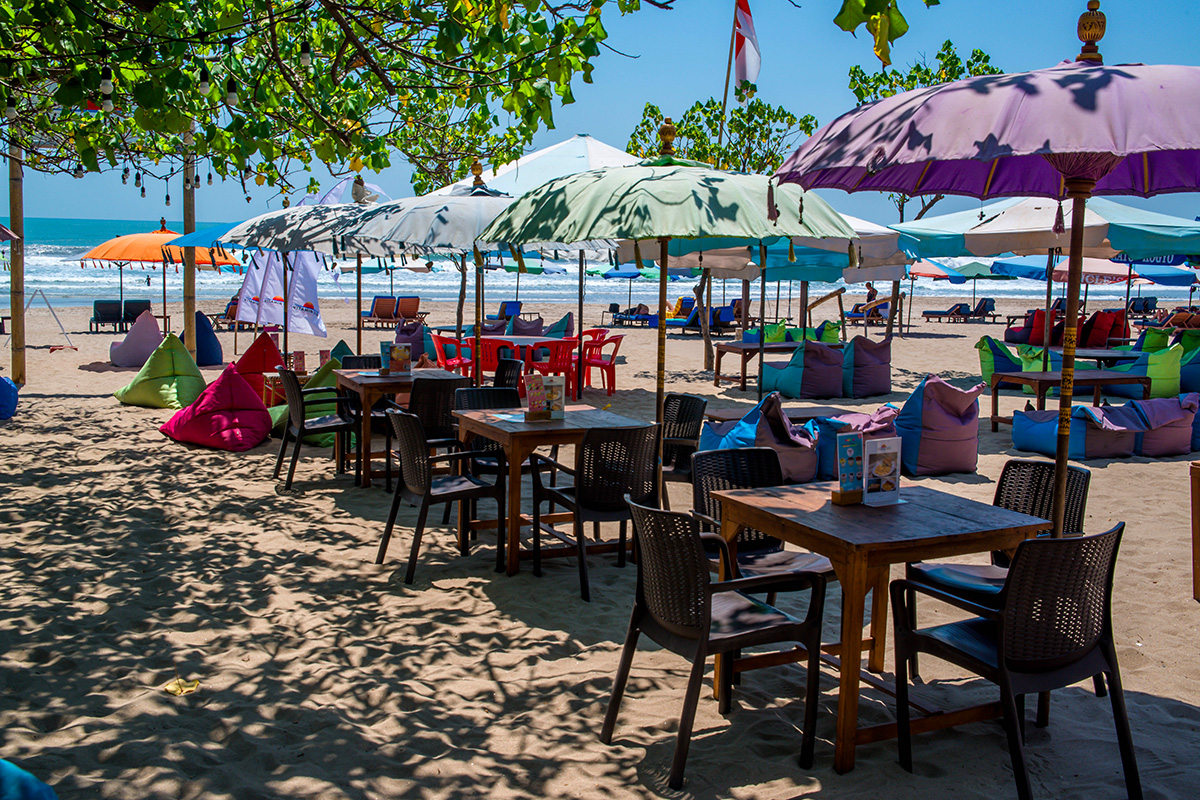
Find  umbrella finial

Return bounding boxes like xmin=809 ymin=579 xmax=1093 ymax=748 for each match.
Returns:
xmin=470 ymin=158 xmax=484 ymax=186
xmin=1076 ymin=1 xmax=1105 ymax=64
xmin=658 ymin=117 xmax=676 ymax=156
xmin=159 ymin=216 xmax=167 ymax=231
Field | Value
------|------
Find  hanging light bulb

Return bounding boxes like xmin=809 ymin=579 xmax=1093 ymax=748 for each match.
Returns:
xmin=245 ymin=195 xmax=252 ymax=203
xmin=299 ymin=41 xmax=312 ymax=68
xmin=140 ymin=185 xmax=146 ymax=198
xmin=207 ymin=171 xmax=213 ymax=186
xmin=165 ymin=188 xmax=171 ymax=207
xmin=100 ymin=66 xmax=113 ymax=95
xmin=198 ymin=67 xmax=210 ymax=95
xmin=225 ymin=78 xmax=238 ymax=106
xmin=121 ymin=166 xmax=129 ymax=185
xmin=73 ymin=163 xmax=85 ymax=179
xmin=5 ymin=95 xmax=16 ymax=121
xmin=102 ymin=97 xmax=113 ymax=112
xmin=134 ymin=171 xmax=142 ymax=188
xmin=282 ymin=196 xmax=291 ymax=208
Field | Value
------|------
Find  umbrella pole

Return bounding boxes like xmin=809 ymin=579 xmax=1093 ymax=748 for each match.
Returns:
xmin=389 ymin=266 xmax=393 ymax=296
xmin=656 ymin=237 xmax=670 ymax=503
xmin=1051 ymin=181 xmax=1095 ymax=539
xmin=1042 ymin=250 xmax=1055 ymax=372
xmin=473 ymin=247 xmax=483 ymax=387
xmin=907 ymin=276 xmax=915 ymax=329
xmin=119 ymin=263 xmax=124 ymax=308
xmin=162 ymin=262 xmax=167 ymax=332
xmin=577 ymin=250 xmax=585 ymax=399
xmin=800 ymin=281 xmax=809 ymax=329
xmin=356 ymin=254 xmax=363 ymax=354
xmin=281 ymin=251 xmax=290 ymax=358
xmin=758 ymin=244 xmax=767 ymax=401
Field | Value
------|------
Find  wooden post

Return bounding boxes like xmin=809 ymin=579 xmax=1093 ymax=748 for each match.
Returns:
xmin=885 ymin=279 xmax=901 ymax=338
xmin=7 ymin=135 xmax=25 ymax=384
xmin=695 ymin=267 xmax=713 ymax=370
xmin=577 ymin=249 xmax=585 ymax=399
xmin=837 ymin=292 xmax=847 ymax=341
xmin=356 ymin=253 xmax=363 ymax=353
xmin=758 ymin=244 xmax=767 ymax=401
xmin=1042 ymin=249 xmax=1055 ymax=371
xmin=473 ymin=247 xmax=483 ymax=387
xmin=1191 ymin=461 xmax=1200 ymax=602
xmin=281 ymin=251 xmax=290 ymax=357
xmin=741 ymin=279 xmax=751 ymax=329
xmin=182 ymin=130 xmax=197 ymax=358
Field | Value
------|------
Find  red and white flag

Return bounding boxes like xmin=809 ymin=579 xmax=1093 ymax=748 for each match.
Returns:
xmin=734 ymin=0 xmax=761 ymax=87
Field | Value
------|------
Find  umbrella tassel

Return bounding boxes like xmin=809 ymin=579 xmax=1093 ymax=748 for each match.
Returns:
xmin=788 ymin=239 xmax=795 ymax=262
xmin=766 ymin=179 xmax=779 ymax=223
xmin=797 ymin=196 xmax=804 ymax=226
xmin=1053 ymin=200 xmax=1066 ymax=234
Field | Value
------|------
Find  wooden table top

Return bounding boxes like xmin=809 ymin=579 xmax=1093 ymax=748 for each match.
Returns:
xmin=1048 ymin=347 xmax=1142 ymax=361
xmin=713 ymin=483 xmax=1050 ymax=562
xmin=994 ymin=369 xmax=1148 ymax=385
xmin=717 ymin=339 xmax=844 ymax=352
xmin=334 ymin=367 xmax=460 ymax=389
xmin=454 ymin=405 xmax=646 ymax=436
xmin=704 ymin=405 xmax=850 ymax=423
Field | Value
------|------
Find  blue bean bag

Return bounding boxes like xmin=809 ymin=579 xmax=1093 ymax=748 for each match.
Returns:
xmin=698 ymin=392 xmax=819 ymax=483
xmin=1012 ymin=405 xmax=1147 ymax=460
xmin=841 ymin=336 xmax=892 ymax=398
xmin=0 ymin=759 xmax=58 ymax=799
xmin=179 ymin=310 xmax=223 ymax=367
xmin=813 ymin=405 xmax=899 ymax=480
xmin=0 ymin=376 xmax=18 ymax=420
xmin=1105 ymin=344 xmax=1183 ymax=399
xmin=1179 ymin=347 xmax=1200 ymax=393
xmin=895 ymin=375 xmax=985 ymax=476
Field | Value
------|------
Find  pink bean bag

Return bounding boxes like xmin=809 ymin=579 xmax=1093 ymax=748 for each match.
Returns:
xmin=1131 ymin=393 xmax=1199 ymax=457
xmin=160 ymin=364 xmax=272 ymax=452
xmin=109 ymin=310 xmax=164 ymax=368
xmin=896 ymin=374 xmax=985 ymax=476
xmin=235 ymin=332 xmax=287 ymax=406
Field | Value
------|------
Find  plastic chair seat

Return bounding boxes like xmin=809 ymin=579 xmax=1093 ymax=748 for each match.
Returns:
xmin=709 ymin=592 xmax=803 ymax=644
xmin=907 ymin=561 xmax=1007 ymax=606
xmin=430 ymin=473 xmax=498 ymax=499
xmin=915 ymin=617 xmax=1001 ymax=672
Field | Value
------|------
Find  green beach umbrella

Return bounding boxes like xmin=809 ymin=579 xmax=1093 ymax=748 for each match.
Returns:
xmin=480 ymin=131 xmax=857 ymax=425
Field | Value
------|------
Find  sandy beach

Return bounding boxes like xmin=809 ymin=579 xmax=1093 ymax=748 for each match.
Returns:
xmin=1 ymin=293 xmax=1196 ymax=799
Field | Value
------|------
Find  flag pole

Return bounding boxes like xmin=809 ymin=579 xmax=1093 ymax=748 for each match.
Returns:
xmin=714 ymin=1 xmax=739 ymax=169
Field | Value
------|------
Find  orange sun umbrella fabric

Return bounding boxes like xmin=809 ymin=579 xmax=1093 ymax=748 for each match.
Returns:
xmin=82 ymin=226 xmax=241 ymax=272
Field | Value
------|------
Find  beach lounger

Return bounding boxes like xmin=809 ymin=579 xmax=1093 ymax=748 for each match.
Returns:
xmin=122 ymin=300 xmax=153 ymax=327
xmin=486 ymin=300 xmax=522 ymax=320
xmin=964 ymin=298 xmax=998 ymax=321
xmin=395 ymin=296 xmax=427 ymax=323
xmin=922 ymin=302 xmax=970 ymax=322
xmin=89 ymin=299 xmax=123 ymax=332
xmin=363 ymin=297 xmax=397 ymax=328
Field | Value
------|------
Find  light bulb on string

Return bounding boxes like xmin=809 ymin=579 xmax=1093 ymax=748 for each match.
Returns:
xmin=207 ymin=171 xmax=213 ymax=185
xmin=282 ymin=196 xmax=291 ymax=208
xmin=73 ymin=163 xmax=85 ymax=179
xmin=100 ymin=66 xmax=113 ymax=95
xmin=140 ymin=186 xmax=146 ymax=198
xmin=134 ymin=171 xmax=141 ymax=188
xmin=198 ymin=67 xmax=210 ymax=95
xmin=225 ymin=78 xmax=238 ymax=106
xmin=102 ymin=97 xmax=113 ymax=112
xmin=300 ymin=41 xmax=312 ymax=68
xmin=121 ymin=166 xmax=129 ymax=185
xmin=5 ymin=95 xmax=16 ymax=121
xmin=165 ymin=188 xmax=171 ymax=207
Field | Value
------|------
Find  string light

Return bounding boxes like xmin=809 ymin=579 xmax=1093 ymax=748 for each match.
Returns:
xmin=299 ymin=41 xmax=312 ymax=68
xmin=121 ymin=166 xmax=129 ymax=184
xmin=134 ymin=171 xmax=141 ymax=188
xmin=140 ymin=185 xmax=146 ymax=198
xmin=225 ymin=78 xmax=238 ymax=106
xmin=282 ymin=196 xmax=291 ymax=208
xmin=102 ymin=97 xmax=113 ymax=112
xmin=5 ymin=95 xmax=15 ymax=121
xmin=207 ymin=171 xmax=213 ymax=185
xmin=73 ymin=163 xmax=85 ymax=179
xmin=99 ymin=66 xmax=113 ymax=95
xmin=165 ymin=187 xmax=171 ymax=206
xmin=198 ymin=67 xmax=210 ymax=95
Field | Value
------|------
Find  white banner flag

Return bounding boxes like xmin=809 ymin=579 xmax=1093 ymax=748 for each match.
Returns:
xmin=734 ymin=0 xmax=761 ymax=87
xmin=235 ymin=251 xmax=327 ymax=337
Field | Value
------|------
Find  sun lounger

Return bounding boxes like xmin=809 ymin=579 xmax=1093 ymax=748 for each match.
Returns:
xmin=363 ymin=296 xmax=397 ymax=328
xmin=89 ymin=299 xmax=123 ymax=332
xmin=486 ymin=301 xmax=522 ymax=321
xmin=395 ymin=296 xmax=426 ymax=323
xmin=122 ymin=300 xmax=153 ymax=327
xmin=964 ymin=298 xmax=998 ymax=321
xmin=922 ymin=302 xmax=971 ymax=322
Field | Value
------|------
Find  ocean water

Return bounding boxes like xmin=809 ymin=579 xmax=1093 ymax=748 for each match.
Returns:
xmin=1 ymin=216 xmax=1192 ymax=311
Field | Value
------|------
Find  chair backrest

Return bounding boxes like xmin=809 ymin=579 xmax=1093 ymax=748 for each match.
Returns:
xmin=494 ymin=357 xmax=523 ymax=389
xmin=585 ymin=334 xmax=625 ymax=363
xmin=581 ymin=328 xmax=610 ymax=344
xmin=501 ymin=300 xmax=522 ymax=318
xmin=387 ymin=410 xmax=433 ymax=496
xmin=276 ymin=368 xmax=308 ymax=428
xmin=340 ymin=354 xmax=382 ymax=370
xmin=607 ymin=302 xmax=620 ymax=314
xmin=532 ymin=338 xmax=577 ymax=372
xmin=224 ymin=300 xmax=238 ymax=320
xmin=662 ymin=392 xmax=707 ymax=467
xmin=480 ymin=338 xmax=515 ymax=372
xmin=123 ymin=300 xmax=152 ymax=321
xmin=575 ymin=424 xmax=660 ymax=511
xmin=627 ymin=499 xmax=711 ymax=641
xmin=429 ymin=333 xmax=458 ymax=369
xmin=993 ymin=458 xmax=1091 ymax=535
xmin=1001 ymin=523 xmax=1124 ymax=673
xmin=691 ymin=447 xmax=785 ymax=551
xmin=94 ymin=300 xmax=122 ymax=321
xmin=375 ymin=298 xmax=397 ymax=319
xmin=455 ymin=387 xmax=521 ymax=453
xmin=396 ymin=296 xmax=420 ymax=318
xmin=407 ymin=376 xmax=472 ymax=440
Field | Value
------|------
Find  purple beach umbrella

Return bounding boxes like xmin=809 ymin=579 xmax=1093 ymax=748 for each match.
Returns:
xmin=776 ymin=1 xmax=1200 ymax=538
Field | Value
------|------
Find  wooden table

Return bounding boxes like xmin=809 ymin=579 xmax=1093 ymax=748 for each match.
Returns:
xmin=453 ymin=405 xmax=647 ymax=575
xmin=714 ymin=483 xmax=1049 ymax=773
xmin=989 ymin=370 xmax=1152 ymax=431
xmin=704 ymin=404 xmax=850 ymax=423
xmin=714 ymin=340 xmax=844 ymax=390
xmin=1048 ymin=347 xmax=1142 ymax=367
xmin=334 ymin=367 xmax=461 ymax=487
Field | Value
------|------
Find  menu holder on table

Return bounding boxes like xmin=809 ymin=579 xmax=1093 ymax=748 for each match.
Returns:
xmin=863 ymin=436 xmax=902 ymax=506
xmin=292 ymin=350 xmax=306 ymax=373
xmin=319 ymin=349 xmax=331 ymax=365
xmin=831 ymin=431 xmax=864 ymax=506
xmin=389 ymin=343 xmax=411 ymax=376
xmin=379 ymin=342 xmax=392 ymax=375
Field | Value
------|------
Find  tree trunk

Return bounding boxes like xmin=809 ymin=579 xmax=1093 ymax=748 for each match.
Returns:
xmin=695 ymin=268 xmax=713 ymax=370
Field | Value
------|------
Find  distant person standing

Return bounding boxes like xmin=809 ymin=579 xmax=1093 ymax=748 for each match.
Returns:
xmin=865 ymin=282 xmax=878 ymax=304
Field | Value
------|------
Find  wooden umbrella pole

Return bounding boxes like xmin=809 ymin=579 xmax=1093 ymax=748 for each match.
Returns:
xmin=1051 ymin=181 xmax=1095 ymax=538
xmin=1042 ymin=249 xmax=1055 ymax=371
xmin=8 ymin=134 xmax=25 ymax=385
xmin=577 ymin=249 xmax=585 ymax=399
xmin=281 ymin=251 xmax=290 ymax=357
xmin=758 ymin=243 xmax=767 ymax=400
xmin=473 ymin=247 xmax=483 ymax=387
xmin=182 ymin=130 xmax=197 ymax=359
xmin=656 ymin=237 xmax=669 ymax=426
xmin=356 ymin=253 xmax=363 ymax=353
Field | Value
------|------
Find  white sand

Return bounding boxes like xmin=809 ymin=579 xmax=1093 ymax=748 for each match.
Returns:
xmin=1 ymin=294 xmax=1196 ymax=799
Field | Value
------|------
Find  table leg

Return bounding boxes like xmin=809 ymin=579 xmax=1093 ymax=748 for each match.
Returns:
xmin=1093 ymin=385 xmax=1102 ymax=406
xmin=1036 ymin=385 xmax=1047 ymax=411
xmin=506 ymin=440 xmax=534 ymax=576
xmin=714 ymin=349 xmax=724 ymax=387
xmin=832 ymin=553 xmax=869 ymax=774
xmin=867 ymin=566 xmax=890 ymax=673
xmin=359 ymin=388 xmax=375 ymax=487
xmin=740 ymin=352 xmax=749 ymax=391
xmin=990 ymin=384 xmax=1000 ymax=433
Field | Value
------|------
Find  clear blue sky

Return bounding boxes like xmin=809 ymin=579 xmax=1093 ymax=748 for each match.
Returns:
xmin=5 ymin=0 xmax=1198 ymax=226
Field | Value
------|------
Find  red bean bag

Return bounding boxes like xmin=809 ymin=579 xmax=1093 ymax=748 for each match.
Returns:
xmin=160 ymin=364 xmax=272 ymax=452
xmin=235 ymin=332 xmax=287 ymax=406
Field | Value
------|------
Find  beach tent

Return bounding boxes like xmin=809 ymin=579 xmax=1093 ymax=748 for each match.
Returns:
xmin=113 ymin=333 xmax=206 ymax=409
xmin=160 ymin=364 xmax=272 ymax=452
xmin=109 ymin=310 xmax=163 ymax=368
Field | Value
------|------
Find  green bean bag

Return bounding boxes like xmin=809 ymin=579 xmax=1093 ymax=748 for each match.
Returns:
xmin=976 ymin=336 xmax=1023 ymax=390
xmin=1017 ymin=345 xmax=1095 ymax=396
xmin=114 ymin=333 xmax=206 ymax=409
xmin=268 ymin=357 xmax=342 ymax=446
xmin=1106 ymin=344 xmax=1183 ymax=399
xmin=330 ymin=339 xmax=354 ymax=363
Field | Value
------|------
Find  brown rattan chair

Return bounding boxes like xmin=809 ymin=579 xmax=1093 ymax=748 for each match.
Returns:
xmin=601 ymin=499 xmax=826 ymax=790
xmin=493 ymin=357 xmax=524 ymax=390
xmin=273 ymin=368 xmax=357 ymax=490
xmin=891 ymin=523 xmax=1141 ymax=800
xmin=530 ymin=423 xmax=659 ymax=601
xmin=690 ymin=447 xmax=835 ymax=605
xmin=378 ymin=410 xmax=506 ymax=583
xmin=659 ymin=392 xmax=707 ymax=510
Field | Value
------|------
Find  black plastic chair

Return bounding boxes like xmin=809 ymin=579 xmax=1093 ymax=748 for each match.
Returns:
xmin=601 ymin=499 xmax=826 ymax=790
xmin=891 ymin=524 xmax=1141 ymax=800
xmin=340 ymin=354 xmax=381 ymax=370
xmin=493 ymin=357 xmax=524 ymax=390
xmin=273 ymin=368 xmax=357 ymax=490
xmin=660 ymin=393 xmax=708 ymax=510
xmin=338 ymin=354 xmax=397 ymax=489
xmin=378 ymin=410 xmax=506 ymax=583
xmin=691 ymin=447 xmax=835 ymax=604
xmin=122 ymin=299 xmax=153 ymax=325
xmin=90 ymin=300 xmax=123 ymax=332
xmin=530 ymin=424 xmax=659 ymax=602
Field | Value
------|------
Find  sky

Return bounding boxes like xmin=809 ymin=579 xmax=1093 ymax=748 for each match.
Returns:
xmin=4 ymin=0 xmax=1199 ymax=226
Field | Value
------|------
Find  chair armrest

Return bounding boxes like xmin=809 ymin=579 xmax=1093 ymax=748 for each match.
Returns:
xmin=714 ymin=570 xmax=825 ymax=596
xmin=691 ymin=510 xmax=721 ymax=531
xmin=663 ymin=436 xmax=699 ymax=449
xmin=301 ymin=385 xmax=338 ymax=397
xmin=889 ymin=578 xmax=1002 ymax=626
xmin=699 ymin=531 xmax=739 ymax=579
xmin=530 ymin=452 xmax=574 ymax=476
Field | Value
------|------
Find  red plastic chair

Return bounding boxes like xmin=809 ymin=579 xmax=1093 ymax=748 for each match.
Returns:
xmin=583 ymin=335 xmax=624 ymax=395
xmin=526 ymin=338 xmax=578 ymax=397
xmin=581 ymin=328 xmax=610 ymax=345
xmin=430 ymin=333 xmax=473 ymax=377
xmin=479 ymin=337 xmax=517 ymax=374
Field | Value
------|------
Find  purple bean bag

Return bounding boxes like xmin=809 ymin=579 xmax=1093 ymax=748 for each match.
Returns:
xmin=510 ymin=315 xmax=545 ymax=336
xmin=1131 ymin=393 xmax=1199 ymax=457
xmin=697 ymin=391 xmax=819 ymax=483
xmin=1012 ymin=405 xmax=1146 ymax=460
xmin=761 ymin=340 xmax=844 ymax=399
xmin=841 ymin=336 xmax=892 ymax=398
xmin=814 ymin=405 xmax=900 ymax=480
xmin=895 ymin=374 xmax=985 ymax=476
xmin=109 ymin=310 xmax=164 ymax=368
xmin=160 ymin=364 xmax=272 ymax=452
xmin=393 ymin=320 xmax=426 ymax=362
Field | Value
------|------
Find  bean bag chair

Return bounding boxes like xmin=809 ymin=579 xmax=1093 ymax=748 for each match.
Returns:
xmin=780 ymin=321 xmax=840 ymax=344
xmin=1106 ymin=344 xmax=1183 ymax=399
xmin=1012 ymin=405 xmax=1146 ymax=460
xmin=109 ymin=310 xmax=164 ymax=368
xmin=1178 ymin=347 xmax=1200 ymax=393
xmin=234 ymin=331 xmax=287 ymax=406
xmin=1130 ymin=393 xmax=1199 ymax=457
xmin=1004 ymin=312 xmax=1034 ymax=345
xmin=0 ymin=376 xmax=17 ymax=420
xmin=976 ymin=336 xmax=1024 ymax=390
xmin=1172 ymin=329 xmax=1200 ymax=353
xmin=0 ymin=759 xmax=58 ymax=800
xmin=393 ymin=319 xmax=425 ymax=362
xmin=814 ymin=405 xmax=899 ymax=480
xmin=1080 ymin=309 xmax=1118 ymax=348
xmin=544 ymin=312 xmax=574 ymax=339
xmin=330 ymin=339 xmax=354 ymax=363
xmin=160 ymin=364 xmax=272 ymax=452
xmin=1049 ymin=314 xmax=1085 ymax=348
xmin=1129 ymin=327 xmax=1172 ymax=353
xmin=841 ymin=336 xmax=892 ymax=398
xmin=509 ymin=315 xmax=544 ymax=336
xmin=1017 ymin=345 xmax=1095 ymax=396
xmin=697 ymin=391 xmax=819 ymax=483
xmin=762 ymin=340 xmax=843 ymax=399
xmin=179 ymin=310 xmax=223 ymax=367
xmin=268 ymin=357 xmax=342 ymax=446
xmin=114 ymin=334 xmax=206 ymax=409
xmin=895 ymin=374 xmax=985 ymax=476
